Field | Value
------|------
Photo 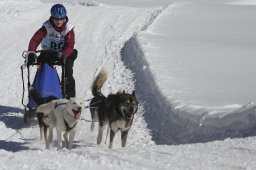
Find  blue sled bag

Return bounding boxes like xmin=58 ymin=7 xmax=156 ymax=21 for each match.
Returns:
xmin=27 ymin=64 xmax=63 ymax=108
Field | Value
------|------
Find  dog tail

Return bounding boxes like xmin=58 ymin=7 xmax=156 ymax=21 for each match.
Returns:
xmin=29 ymin=88 xmax=58 ymax=105
xmin=92 ymin=68 xmax=108 ymax=96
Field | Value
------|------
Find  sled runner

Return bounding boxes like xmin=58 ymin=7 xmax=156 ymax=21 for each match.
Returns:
xmin=21 ymin=50 xmax=66 ymax=126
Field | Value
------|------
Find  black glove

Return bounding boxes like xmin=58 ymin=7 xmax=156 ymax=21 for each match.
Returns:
xmin=51 ymin=51 xmax=63 ymax=63
xmin=27 ymin=53 xmax=37 ymax=65
xmin=48 ymin=50 xmax=62 ymax=59
xmin=39 ymin=50 xmax=63 ymax=65
xmin=53 ymin=51 xmax=66 ymax=65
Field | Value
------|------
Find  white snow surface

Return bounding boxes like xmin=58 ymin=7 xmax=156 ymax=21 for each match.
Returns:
xmin=1 ymin=0 xmax=256 ymax=169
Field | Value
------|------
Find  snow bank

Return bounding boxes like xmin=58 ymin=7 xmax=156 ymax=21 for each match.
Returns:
xmin=121 ymin=35 xmax=256 ymax=145
xmin=225 ymin=0 xmax=256 ymax=5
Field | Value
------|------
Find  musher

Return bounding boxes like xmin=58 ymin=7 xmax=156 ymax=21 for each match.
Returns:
xmin=27 ymin=4 xmax=77 ymax=99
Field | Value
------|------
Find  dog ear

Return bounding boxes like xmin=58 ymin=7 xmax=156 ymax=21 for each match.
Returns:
xmin=116 ymin=90 xmax=125 ymax=95
xmin=132 ymin=90 xmax=135 ymax=96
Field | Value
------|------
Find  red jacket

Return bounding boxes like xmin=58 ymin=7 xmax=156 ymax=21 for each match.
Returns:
xmin=28 ymin=17 xmax=75 ymax=57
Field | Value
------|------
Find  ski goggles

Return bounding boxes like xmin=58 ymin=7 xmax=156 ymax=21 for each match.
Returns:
xmin=53 ymin=17 xmax=65 ymax=21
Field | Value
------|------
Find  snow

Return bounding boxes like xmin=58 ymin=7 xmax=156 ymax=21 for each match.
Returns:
xmin=1 ymin=0 xmax=256 ymax=169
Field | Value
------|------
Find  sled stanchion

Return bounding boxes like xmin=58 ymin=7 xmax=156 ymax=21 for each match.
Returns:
xmin=27 ymin=66 xmax=31 ymax=91
xmin=62 ymin=59 xmax=66 ymax=98
xmin=21 ymin=66 xmax=26 ymax=108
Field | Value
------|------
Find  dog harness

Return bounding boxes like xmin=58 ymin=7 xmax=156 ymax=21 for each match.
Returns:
xmin=54 ymin=102 xmax=77 ymax=131
xmin=54 ymin=101 xmax=67 ymax=108
xmin=64 ymin=119 xmax=77 ymax=131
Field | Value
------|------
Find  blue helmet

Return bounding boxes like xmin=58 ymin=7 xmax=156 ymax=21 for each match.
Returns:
xmin=50 ymin=4 xmax=67 ymax=19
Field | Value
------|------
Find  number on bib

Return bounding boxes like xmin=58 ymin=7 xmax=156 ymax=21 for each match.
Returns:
xmin=50 ymin=42 xmax=64 ymax=51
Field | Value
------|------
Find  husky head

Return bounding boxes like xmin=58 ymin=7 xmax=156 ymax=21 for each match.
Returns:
xmin=66 ymin=98 xmax=84 ymax=119
xmin=117 ymin=90 xmax=138 ymax=120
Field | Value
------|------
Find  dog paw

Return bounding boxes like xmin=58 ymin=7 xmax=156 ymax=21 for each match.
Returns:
xmin=46 ymin=144 xmax=50 ymax=149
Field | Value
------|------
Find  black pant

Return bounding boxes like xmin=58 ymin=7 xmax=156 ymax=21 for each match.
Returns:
xmin=38 ymin=49 xmax=77 ymax=99
xmin=63 ymin=50 xmax=77 ymax=99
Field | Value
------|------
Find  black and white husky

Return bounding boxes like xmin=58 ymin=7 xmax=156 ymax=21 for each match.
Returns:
xmin=90 ymin=68 xmax=139 ymax=149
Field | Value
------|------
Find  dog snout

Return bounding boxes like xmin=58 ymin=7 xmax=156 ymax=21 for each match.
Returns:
xmin=77 ymin=107 xmax=82 ymax=111
xmin=129 ymin=106 xmax=135 ymax=113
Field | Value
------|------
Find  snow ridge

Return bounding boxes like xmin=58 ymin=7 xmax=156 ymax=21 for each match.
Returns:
xmin=121 ymin=35 xmax=256 ymax=145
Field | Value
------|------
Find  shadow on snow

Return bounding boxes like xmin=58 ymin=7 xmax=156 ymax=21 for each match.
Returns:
xmin=0 ymin=140 xmax=31 ymax=152
xmin=121 ymin=36 xmax=256 ymax=145
xmin=0 ymin=105 xmax=25 ymax=130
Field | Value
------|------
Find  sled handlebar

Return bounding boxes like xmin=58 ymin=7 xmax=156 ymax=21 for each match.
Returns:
xmin=22 ymin=50 xmax=42 ymax=59
xmin=22 ymin=50 xmax=64 ymax=67
xmin=21 ymin=50 xmax=43 ymax=68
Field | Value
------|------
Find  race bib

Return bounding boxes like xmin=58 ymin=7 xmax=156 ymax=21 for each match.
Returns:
xmin=41 ymin=21 xmax=74 ymax=51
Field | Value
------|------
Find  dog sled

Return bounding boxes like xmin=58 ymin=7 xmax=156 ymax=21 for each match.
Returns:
xmin=21 ymin=50 xmax=66 ymax=126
